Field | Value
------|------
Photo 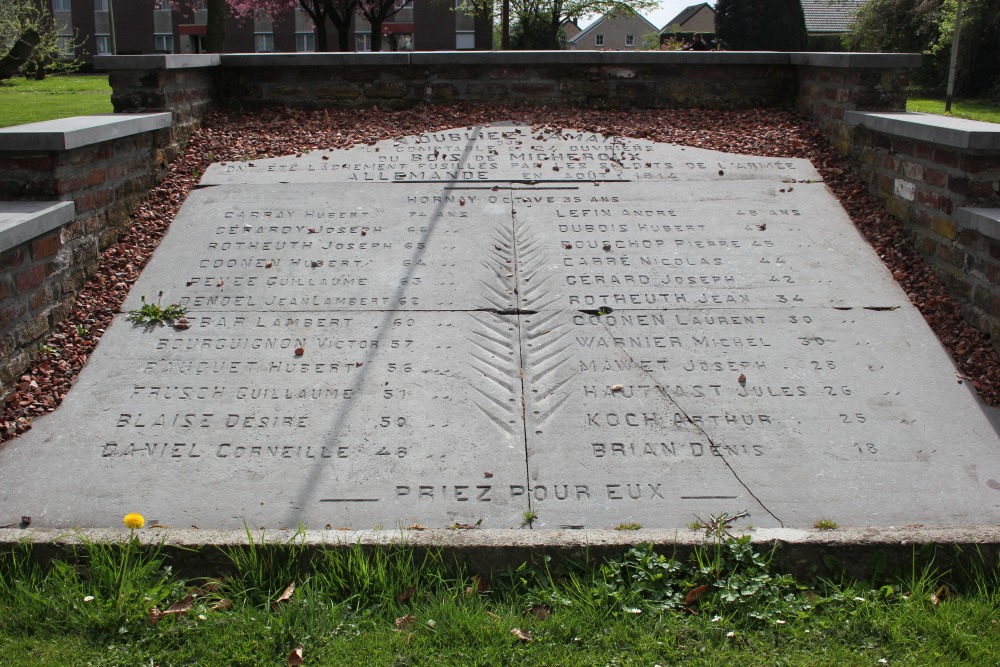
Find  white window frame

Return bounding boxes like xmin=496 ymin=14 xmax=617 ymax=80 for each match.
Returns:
xmin=254 ymin=33 xmax=275 ymax=53
xmin=595 ymin=34 xmax=604 ymax=47
xmin=625 ymin=33 xmax=634 ymax=47
xmin=393 ymin=32 xmax=414 ymax=51
xmin=154 ymin=33 xmax=174 ymax=53
xmin=95 ymin=34 xmax=111 ymax=54
xmin=295 ymin=32 xmax=315 ymax=52
xmin=356 ymin=32 xmax=371 ymax=52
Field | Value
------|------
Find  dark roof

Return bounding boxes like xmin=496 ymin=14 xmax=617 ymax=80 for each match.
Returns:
xmin=800 ymin=0 xmax=867 ymax=33
xmin=662 ymin=3 xmax=714 ymax=31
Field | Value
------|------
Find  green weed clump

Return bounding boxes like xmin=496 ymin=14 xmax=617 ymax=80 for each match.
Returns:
xmin=126 ymin=292 xmax=188 ymax=326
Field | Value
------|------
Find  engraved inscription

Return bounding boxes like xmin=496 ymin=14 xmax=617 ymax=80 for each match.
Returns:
xmin=2 ymin=125 xmax=995 ymax=533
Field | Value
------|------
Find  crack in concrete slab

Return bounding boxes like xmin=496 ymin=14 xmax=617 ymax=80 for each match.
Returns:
xmin=595 ymin=316 xmax=785 ymax=527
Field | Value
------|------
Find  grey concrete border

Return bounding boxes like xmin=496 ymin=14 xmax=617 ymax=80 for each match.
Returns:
xmin=0 ymin=113 xmax=172 ymax=151
xmin=0 ymin=201 xmax=74 ymax=254
xmin=845 ymin=111 xmax=1000 ymax=150
xmin=410 ymin=50 xmax=790 ymax=66
xmin=93 ymin=54 xmax=221 ymax=70
xmin=955 ymin=207 xmax=1000 ymax=239
xmin=3 ymin=525 xmax=999 ymax=579
xmin=219 ymin=52 xmax=410 ymax=67
xmin=790 ymin=52 xmax=921 ymax=68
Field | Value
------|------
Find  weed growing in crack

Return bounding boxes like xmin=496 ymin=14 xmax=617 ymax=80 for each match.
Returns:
xmin=126 ymin=292 xmax=188 ymax=327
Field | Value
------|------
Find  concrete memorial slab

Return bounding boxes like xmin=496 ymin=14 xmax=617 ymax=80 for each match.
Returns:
xmin=200 ymin=122 xmax=822 ymax=186
xmin=1 ymin=123 xmax=997 ymax=532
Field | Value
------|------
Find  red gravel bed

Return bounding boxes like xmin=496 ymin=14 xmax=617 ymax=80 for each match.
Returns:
xmin=2 ymin=105 xmax=997 ymax=442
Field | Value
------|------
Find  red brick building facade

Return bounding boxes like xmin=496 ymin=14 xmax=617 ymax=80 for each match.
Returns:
xmin=48 ymin=0 xmax=491 ymax=60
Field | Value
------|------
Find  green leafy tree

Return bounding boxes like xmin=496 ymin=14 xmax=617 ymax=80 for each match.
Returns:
xmin=846 ymin=0 xmax=999 ymax=98
xmin=0 ymin=0 xmax=82 ymax=80
xmin=929 ymin=0 xmax=1000 ymax=98
xmin=715 ymin=0 xmax=806 ymax=51
xmin=474 ymin=0 xmax=656 ymax=50
xmin=640 ymin=30 xmax=660 ymax=50
xmin=844 ymin=0 xmax=943 ymax=90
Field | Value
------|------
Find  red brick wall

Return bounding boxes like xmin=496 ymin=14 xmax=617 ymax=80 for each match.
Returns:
xmin=849 ymin=126 xmax=1000 ymax=348
xmin=0 ymin=127 xmax=175 ymax=396
xmin=796 ymin=65 xmax=910 ymax=152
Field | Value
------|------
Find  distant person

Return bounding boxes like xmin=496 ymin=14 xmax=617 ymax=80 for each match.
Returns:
xmin=683 ymin=33 xmax=710 ymax=51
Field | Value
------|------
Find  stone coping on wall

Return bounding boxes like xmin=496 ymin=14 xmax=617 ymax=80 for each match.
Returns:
xmin=845 ymin=111 xmax=1000 ymax=150
xmin=789 ymin=52 xmax=921 ymax=68
xmin=955 ymin=207 xmax=1000 ymax=238
xmin=0 ymin=113 xmax=172 ymax=151
xmin=92 ymin=51 xmax=919 ymax=70
xmin=93 ymin=54 xmax=221 ymax=69
xmin=0 ymin=201 xmax=74 ymax=254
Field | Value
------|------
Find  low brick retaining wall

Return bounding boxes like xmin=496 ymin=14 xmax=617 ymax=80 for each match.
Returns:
xmin=0 ymin=114 xmax=172 ymax=393
xmin=844 ymin=112 xmax=1000 ymax=346
xmin=93 ymin=52 xmax=920 ymax=149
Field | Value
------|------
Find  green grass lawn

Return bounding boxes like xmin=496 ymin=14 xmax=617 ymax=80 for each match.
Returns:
xmin=0 ymin=74 xmax=112 ymax=128
xmin=1 ymin=536 xmax=999 ymax=666
xmin=906 ymin=97 xmax=1000 ymax=124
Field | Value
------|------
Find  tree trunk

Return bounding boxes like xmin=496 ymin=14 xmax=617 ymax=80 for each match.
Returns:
xmin=326 ymin=0 xmax=357 ymax=51
xmin=370 ymin=23 xmax=383 ymax=51
xmin=205 ymin=0 xmax=227 ymax=53
xmin=330 ymin=14 xmax=352 ymax=51
xmin=337 ymin=25 xmax=351 ymax=51
xmin=0 ymin=29 xmax=40 ymax=81
xmin=315 ymin=23 xmax=329 ymax=51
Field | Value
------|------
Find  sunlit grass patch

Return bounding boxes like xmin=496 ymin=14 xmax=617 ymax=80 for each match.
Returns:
xmin=0 ymin=74 xmax=112 ymax=127
xmin=906 ymin=98 xmax=1000 ymax=124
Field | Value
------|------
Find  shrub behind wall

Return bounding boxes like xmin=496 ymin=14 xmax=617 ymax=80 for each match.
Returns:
xmin=715 ymin=0 xmax=808 ymax=51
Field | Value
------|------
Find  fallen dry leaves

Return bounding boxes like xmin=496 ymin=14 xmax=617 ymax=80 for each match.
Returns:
xmin=394 ymin=613 xmax=417 ymax=629
xmin=2 ymin=104 xmax=998 ymax=445
xmin=510 ymin=627 xmax=532 ymax=642
xmin=527 ymin=604 xmax=550 ymax=621
xmin=397 ymin=586 xmax=417 ymax=604
xmin=149 ymin=592 xmax=195 ymax=624
xmin=271 ymin=582 xmax=296 ymax=610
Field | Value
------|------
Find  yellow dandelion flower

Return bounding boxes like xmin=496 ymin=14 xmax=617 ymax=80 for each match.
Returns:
xmin=123 ymin=513 xmax=145 ymax=530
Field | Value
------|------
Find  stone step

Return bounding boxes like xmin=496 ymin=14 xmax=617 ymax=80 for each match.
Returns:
xmin=955 ymin=207 xmax=1000 ymax=241
xmin=0 ymin=113 xmax=170 ymax=151
xmin=845 ymin=111 xmax=1000 ymax=150
xmin=0 ymin=201 xmax=74 ymax=255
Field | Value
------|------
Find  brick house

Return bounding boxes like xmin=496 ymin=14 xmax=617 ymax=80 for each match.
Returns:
xmin=658 ymin=0 xmax=866 ymax=50
xmin=659 ymin=2 xmax=716 ymax=37
xmin=46 ymin=0 xmax=491 ymax=59
xmin=567 ymin=12 xmax=658 ymax=50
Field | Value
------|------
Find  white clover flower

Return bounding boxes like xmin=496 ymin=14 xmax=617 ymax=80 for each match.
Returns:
xmin=711 ymin=615 xmax=721 ymax=623
xmin=83 ymin=595 xmax=94 ymax=602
